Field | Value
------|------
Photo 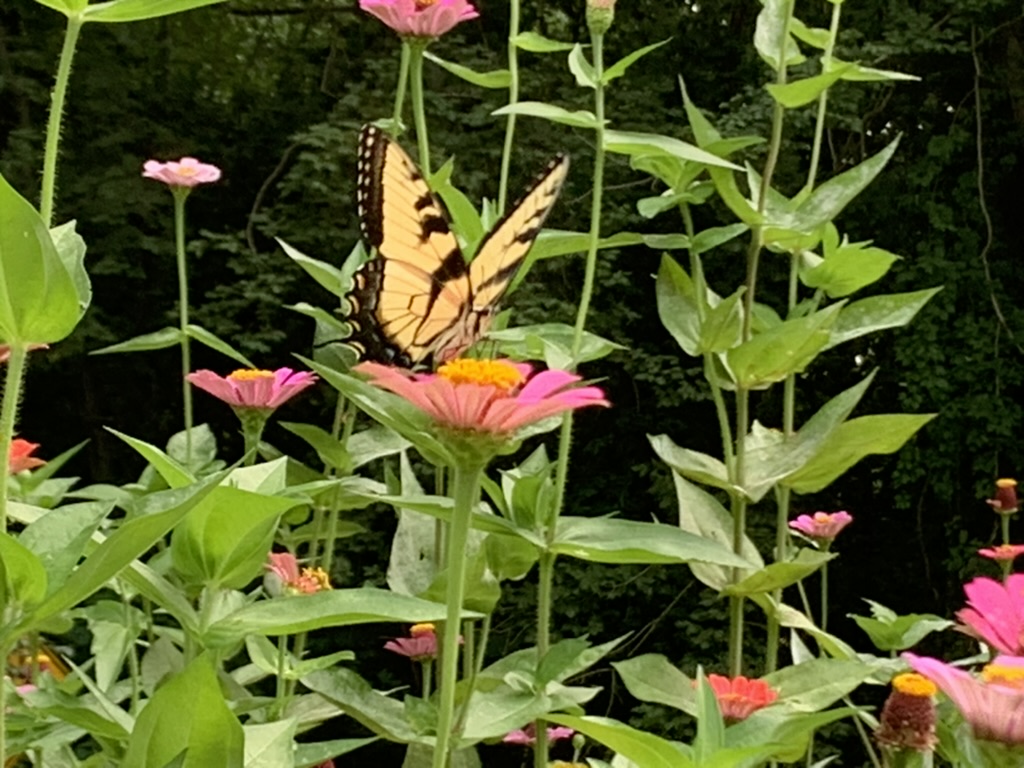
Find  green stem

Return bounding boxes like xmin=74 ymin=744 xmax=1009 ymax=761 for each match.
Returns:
xmin=533 ymin=552 xmax=556 ymax=768
xmin=40 ymin=16 xmax=83 ymax=227
xmin=273 ymin=634 xmax=288 ymax=718
xmin=392 ymin=42 xmax=412 ymax=137
xmin=319 ymin=401 xmax=356 ymax=578
xmin=422 ymin=659 xmax=433 ymax=700
xmin=496 ymin=0 xmax=521 ymax=214
xmin=432 ymin=463 xmax=484 ymax=768
xmin=409 ymin=43 xmax=431 ymax=175
xmin=803 ymin=0 xmax=842 ymax=194
xmin=1001 ymin=513 xmax=1012 ymax=580
xmin=727 ymin=395 xmax=749 ymax=676
xmin=0 ymin=343 xmax=28 ymax=535
xmin=173 ymin=190 xmax=194 ymax=465
xmin=0 ymin=640 xmax=10 ymax=768
xmin=125 ymin=600 xmax=141 ymax=715
xmin=820 ymin=559 xmax=829 ymax=633
xmin=453 ymin=615 xmax=490 ymax=734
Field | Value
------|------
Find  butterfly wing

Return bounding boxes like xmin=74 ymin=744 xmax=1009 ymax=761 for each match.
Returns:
xmin=348 ymin=125 xmax=472 ymax=367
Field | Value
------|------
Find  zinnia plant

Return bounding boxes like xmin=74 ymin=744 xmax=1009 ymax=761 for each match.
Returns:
xmin=978 ymin=544 xmax=1024 ymax=562
xmin=706 ymin=674 xmax=779 ymax=724
xmin=358 ymin=0 xmax=478 ymax=40
xmin=502 ymin=724 xmax=575 ymax=746
xmin=955 ymin=574 xmax=1024 ymax=655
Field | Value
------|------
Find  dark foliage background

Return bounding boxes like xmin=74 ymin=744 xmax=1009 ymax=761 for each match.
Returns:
xmin=5 ymin=0 xmax=1024 ymax=763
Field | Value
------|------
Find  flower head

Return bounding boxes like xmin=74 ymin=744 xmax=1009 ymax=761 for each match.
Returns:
xmin=188 ymin=368 xmax=317 ymax=412
xmin=905 ymin=653 xmax=1024 ymax=745
xmin=988 ymin=478 xmax=1019 ymax=514
xmin=956 ymin=574 xmax=1024 ymax=655
xmin=502 ymin=723 xmax=575 ymax=746
xmin=875 ymin=672 xmax=937 ymax=753
xmin=979 ymin=544 xmax=1024 ymax=562
xmin=384 ymin=623 xmax=443 ymax=661
xmin=142 ymin=157 xmax=221 ymax=188
xmin=264 ymin=552 xmax=331 ymax=596
xmin=789 ymin=511 xmax=853 ymax=544
xmin=706 ymin=674 xmax=779 ymax=723
xmin=9 ymin=439 xmax=45 ymax=474
xmin=585 ymin=0 xmax=615 ymax=34
xmin=359 ymin=0 xmax=478 ymax=39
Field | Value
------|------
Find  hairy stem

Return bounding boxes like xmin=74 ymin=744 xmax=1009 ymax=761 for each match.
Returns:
xmin=0 ymin=343 xmax=27 ymax=535
xmin=40 ymin=16 xmax=83 ymax=227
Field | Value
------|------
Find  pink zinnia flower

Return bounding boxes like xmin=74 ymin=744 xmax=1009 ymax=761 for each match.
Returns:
xmin=905 ymin=653 xmax=1024 ymax=745
xmin=359 ymin=0 xmax=478 ymax=39
xmin=264 ymin=552 xmax=331 ymax=595
xmin=956 ymin=574 xmax=1024 ymax=655
xmin=502 ymin=723 xmax=575 ymax=746
xmin=188 ymin=368 xmax=317 ymax=411
xmin=789 ymin=511 xmax=853 ymax=543
xmin=9 ymin=439 xmax=45 ymax=474
xmin=978 ymin=544 xmax=1024 ymax=562
xmin=706 ymin=674 xmax=779 ymax=724
xmin=142 ymin=157 xmax=221 ymax=188
xmin=356 ymin=359 xmax=608 ymax=436
xmin=384 ymin=623 xmax=441 ymax=661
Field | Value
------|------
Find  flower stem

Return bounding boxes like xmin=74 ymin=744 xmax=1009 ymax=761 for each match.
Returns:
xmin=391 ymin=42 xmax=412 ymax=138
xmin=432 ymin=462 xmax=483 ymax=768
xmin=533 ymin=551 xmax=556 ymax=768
xmin=40 ymin=15 xmax=83 ymax=227
xmin=496 ymin=0 xmax=521 ymax=214
xmin=408 ymin=43 xmax=431 ymax=176
xmin=273 ymin=634 xmax=288 ymax=719
xmin=422 ymin=659 xmax=433 ymax=700
xmin=802 ymin=0 xmax=842 ymax=195
xmin=0 ymin=343 xmax=27 ymax=535
xmin=172 ymin=190 xmax=194 ymax=465
xmin=0 ymin=639 xmax=11 ymax=767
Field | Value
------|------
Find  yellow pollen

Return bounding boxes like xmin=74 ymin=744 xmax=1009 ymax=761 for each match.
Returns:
xmin=893 ymin=673 xmax=937 ymax=697
xmin=301 ymin=566 xmax=332 ymax=591
xmin=437 ymin=359 xmax=524 ymax=391
xmin=812 ymin=512 xmax=832 ymax=522
xmin=983 ymin=663 xmax=1024 ymax=688
xmin=228 ymin=368 xmax=275 ymax=382
xmin=414 ymin=0 xmax=438 ymax=8
xmin=410 ymin=623 xmax=435 ymax=636
xmin=998 ymin=478 xmax=1018 ymax=488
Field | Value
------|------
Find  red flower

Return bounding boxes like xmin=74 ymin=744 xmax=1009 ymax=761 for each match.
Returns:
xmin=706 ymin=674 xmax=779 ymax=723
xmin=9 ymin=439 xmax=45 ymax=474
xmin=264 ymin=552 xmax=331 ymax=595
xmin=384 ymin=623 xmax=441 ymax=661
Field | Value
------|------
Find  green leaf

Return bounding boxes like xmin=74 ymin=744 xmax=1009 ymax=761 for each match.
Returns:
xmin=18 ymin=501 xmax=110 ymax=595
xmin=603 ymin=130 xmax=741 ymax=171
xmin=0 ymin=532 xmax=48 ymax=610
xmin=90 ymin=326 xmax=182 ymax=355
xmin=243 ymin=720 xmax=296 ymax=768
xmin=488 ymin=323 xmax=623 ymax=369
xmin=602 ymin=39 xmax=671 ymax=84
xmin=650 ymin=434 xmax=735 ymax=495
xmin=519 ymin=230 xmax=645 ymax=280
xmin=722 ymin=549 xmax=834 ymax=597
xmin=754 ymin=0 xmax=805 ymax=70
xmin=31 ymin=0 xmax=83 ymax=14
xmin=547 ymin=715 xmax=694 ymax=768
xmin=850 ymin=599 xmax=953 ymax=652
xmin=279 ymin=239 xmax=346 ymax=298
xmin=656 ymin=256 xmax=701 ymax=357
xmin=568 ymin=44 xmax=598 ymax=88
xmin=0 ymin=173 xmax=83 ymax=344
xmin=763 ymin=658 xmax=872 ymax=711
xmin=186 ymin=324 xmax=256 ymax=368
xmin=765 ymin=63 xmax=855 ymax=108
xmin=492 ymin=102 xmax=603 ymax=130
xmin=348 ymin=426 xmax=410 ymax=469
xmin=800 ymin=239 xmax=900 ymax=298
xmin=123 ymin=655 xmax=244 ymax=768
xmin=788 ymin=18 xmax=830 ymax=49
xmin=50 ymin=220 xmax=92 ymax=316
xmin=301 ymin=667 xmax=425 ymax=744
xmin=424 ymin=51 xmax=510 ymax=89
xmin=107 ymin=427 xmax=194 ymax=488
xmin=293 ymin=738 xmax=378 ymax=767
xmin=82 ymin=0 xmax=228 ymax=23
xmin=693 ymin=671 xmax=725 ymax=760
xmin=551 ymin=516 xmax=751 ymax=568
xmin=692 ymin=224 xmax=749 ymax=255
xmin=833 ymin=58 xmax=920 ymax=82
xmin=421 ymin=550 xmax=500 ymax=614
xmin=430 ymin=158 xmax=485 ymax=250
xmin=613 ymin=654 xmax=696 ymax=715
xmin=512 ymin=31 xmax=575 ymax=52
xmin=726 ymin=706 xmax=856 ymax=764
xmin=700 ymin=288 xmax=744 ymax=354
xmin=280 ymin=422 xmax=351 ymax=473
xmin=825 ymin=288 xmax=941 ymax=350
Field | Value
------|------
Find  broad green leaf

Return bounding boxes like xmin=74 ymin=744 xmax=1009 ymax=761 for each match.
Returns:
xmin=602 ymin=39 xmax=671 ymax=84
xmin=650 ymin=434 xmax=735 ymax=494
xmin=0 ymin=532 xmax=48 ymax=611
xmin=513 ymin=31 xmax=575 ymax=52
xmin=783 ymin=413 xmax=935 ymax=494
xmin=641 ymin=234 xmax=691 ymax=250
xmin=825 ymin=288 xmax=941 ymax=350
xmin=387 ymin=452 xmax=439 ymax=596
xmin=850 ymin=599 xmax=953 ymax=652
xmin=568 ymin=44 xmax=598 ymax=88
xmin=680 ymin=76 xmax=722 ymax=147
xmin=50 ymin=221 xmax=92 ymax=315
xmin=107 ymin=427 xmax=194 ymax=488
xmin=280 ymin=422 xmax=351 ymax=473
xmin=33 ymin=702 xmax=130 ymax=742
xmin=301 ymin=667 xmax=425 ymax=744
xmin=424 ymin=51 xmax=510 ymax=89
xmin=90 ymin=326 xmax=181 ymax=355
xmin=692 ymin=224 xmax=750 ymax=255
xmin=788 ymin=18 xmax=830 ymax=49
xmin=764 ymin=658 xmax=872 ymax=711
xmin=18 ymin=501 xmax=110 ymax=595
xmin=489 ymin=323 xmax=623 ymax=369
xmin=750 ymin=596 xmax=858 ymax=660
xmin=82 ymin=0 xmax=228 ymax=23
xmin=547 ymin=715 xmax=694 ymax=768
xmin=722 ymin=549 xmax=834 ymax=597
xmin=694 ymin=672 xmax=725 ymax=760
xmin=401 ymin=745 xmax=481 ymax=768
xmin=348 ymin=426 xmax=411 ymax=469
xmin=243 ymin=719 xmax=296 ymax=768
xmin=492 ymin=101 xmax=604 ymax=130
xmin=293 ymin=738 xmax=378 ymax=767
xmin=613 ymin=654 xmax=695 ymax=714
xmin=279 ymin=239 xmax=346 ymax=298
xmin=726 ymin=706 xmax=856 ymax=763
xmin=517 ymin=230 xmax=645 ymax=284
xmin=421 ymin=551 xmax=500 ymax=614
xmin=552 ymin=516 xmax=751 ymax=568
xmin=765 ymin=63 xmax=855 ymax=108
xmin=603 ymin=130 xmax=741 ymax=171
xmin=31 ymin=0 xmax=83 ymax=14
xmin=833 ymin=58 xmax=920 ymax=82
xmin=800 ymin=239 xmax=899 ymax=298
xmin=0 ymin=174 xmax=82 ymax=344
xmin=656 ymin=256 xmax=701 ymax=357
xmin=186 ymin=324 xmax=256 ymax=368
xmin=753 ymin=0 xmax=805 ymax=70
xmin=122 ymin=655 xmax=243 ymax=768
xmin=700 ymin=288 xmax=743 ymax=354
xmin=203 ymin=588 xmax=470 ymax=646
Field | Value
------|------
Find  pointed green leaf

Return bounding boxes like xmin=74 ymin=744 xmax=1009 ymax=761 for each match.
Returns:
xmin=492 ymin=102 xmax=603 ymax=129
xmin=107 ymin=427 xmax=194 ymax=488
xmin=82 ymin=0 xmax=228 ymax=23
xmin=568 ymin=44 xmax=598 ymax=88
xmin=825 ymin=287 xmax=941 ymax=350
xmin=650 ymin=434 xmax=735 ymax=494
xmin=656 ymin=255 xmax=701 ymax=357
xmin=603 ymin=38 xmax=671 ymax=84
xmin=18 ymin=501 xmax=110 ymax=595
xmin=801 ymin=240 xmax=899 ymax=298
xmin=293 ymin=739 xmax=377 ymax=767
xmin=513 ymin=31 xmax=575 ymax=52
xmin=604 ymin=130 xmax=741 ymax=171
xmin=186 ymin=324 xmax=256 ymax=368
xmin=547 ymin=715 xmax=694 ymax=768
xmin=766 ymin=63 xmax=855 ymax=108
xmin=754 ymin=0 xmax=805 ymax=70
xmin=0 ymin=532 xmax=48 ymax=611
xmin=50 ymin=220 xmax=92 ymax=315
xmin=613 ymin=654 xmax=696 ymax=714
xmin=833 ymin=58 xmax=920 ymax=82
xmin=430 ymin=157 xmax=485 ymax=250
xmin=90 ymin=326 xmax=182 ymax=355
xmin=279 ymin=239 xmax=346 ymax=298
xmin=243 ymin=719 xmax=296 ymax=768
xmin=424 ymin=51 xmax=510 ymax=89
xmin=722 ymin=549 xmax=834 ymax=597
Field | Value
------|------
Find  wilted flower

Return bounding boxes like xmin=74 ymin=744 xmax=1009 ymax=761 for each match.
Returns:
xmin=875 ymin=672 xmax=937 ymax=753
xmin=264 ymin=552 xmax=331 ymax=596
xmin=906 ymin=654 xmax=1024 ymax=746
xmin=502 ymin=723 xmax=575 ymax=746
xmin=384 ymin=623 xmax=442 ymax=661
xmin=142 ymin=157 xmax=221 ymax=188
xmin=359 ymin=0 xmax=478 ymax=39
xmin=9 ymin=439 xmax=45 ymax=474
xmin=188 ymin=368 xmax=317 ymax=412
xmin=789 ymin=511 xmax=853 ymax=544
xmin=956 ymin=574 xmax=1024 ymax=655
xmin=979 ymin=544 xmax=1024 ymax=562
xmin=706 ymin=674 xmax=779 ymax=723
xmin=987 ymin=478 xmax=1019 ymax=514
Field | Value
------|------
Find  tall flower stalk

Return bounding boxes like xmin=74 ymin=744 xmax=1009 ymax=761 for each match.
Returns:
xmin=392 ymin=42 xmax=412 ymax=137
xmin=0 ymin=345 xmax=28 ymax=534
xmin=496 ymin=0 xmax=521 ymax=214
xmin=408 ymin=41 xmax=432 ymax=175
xmin=40 ymin=16 xmax=84 ymax=227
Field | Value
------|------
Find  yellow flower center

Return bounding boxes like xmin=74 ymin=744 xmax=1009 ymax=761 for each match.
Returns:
xmin=414 ymin=0 xmax=438 ymax=8
xmin=892 ymin=673 xmax=937 ymax=697
xmin=437 ymin=359 xmax=524 ymax=392
xmin=228 ymin=369 xmax=275 ymax=382
xmin=812 ymin=512 xmax=832 ymax=523
xmin=301 ymin=566 xmax=332 ymax=591
xmin=998 ymin=478 xmax=1018 ymax=488
xmin=177 ymin=166 xmax=197 ymax=175
xmin=410 ymin=623 xmax=436 ymax=636
xmin=982 ymin=662 xmax=1024 ymax=689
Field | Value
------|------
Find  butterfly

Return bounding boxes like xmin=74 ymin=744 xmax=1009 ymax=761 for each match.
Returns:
xmin=346 ymin=125 xmax=569 ymax=369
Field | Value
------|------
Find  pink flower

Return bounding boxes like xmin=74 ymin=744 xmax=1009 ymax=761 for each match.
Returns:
xmin=142 ymin=157 xmax=221 ymax=188
xmin=188 ymin=368 xmax=317 ymax=411
xmin=356 ymin=359 xmax=608 ymax=436
xmin=9 ymin=439 xmax=45 ymax=474
xmin=385 ymin=623 xmax=441 ymax=661
xmin=264 ymin=552 xmax=331 ymax=595
xmin=956 ymin=574 xmax=1024 ymax=655
xmin=706 ymin=674 xmax=779 ymax=723
xmin=359 ymin=0 xmax=478 ymax=39
xmin=502 ymin=723 xmax=576 ymax=746
xmin=789 ymin=511 xmax=853 ymax=543
xmin=905 ymin=653 xmax=1024 ymax=745
xmin=979 ymin=544 xmax=1024 ymax=562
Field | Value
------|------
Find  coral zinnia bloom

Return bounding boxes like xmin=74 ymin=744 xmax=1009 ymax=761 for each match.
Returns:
xmin=356 ymin=359 xmax=608 ymax=435
xmin=905 ymin=653 xmax=1024 ymax=745
xmin=142 ymin=157 xmax=221 ymax=188
xmin=789 ymin=511 xmax=853 ymax=543
xmin=188 ymin=368 xmax=317 ymax=411
xmin=875 ymin=672 xmax=937 ymax=753
xmin=265 ymin=552 xmax=331 ymax=595
xmin=706 ymin=674 xmax=779 ymax=723
xmin=979 ymin=544 xmax=1024 ymax=562
xmin=502 ymin=723 xmax=575 ymax=746
xmin=384 ymin=623 xmax=441 ymax=661
xmin=956 ymin=574 xmax=1024 ymax=655
xmin=9 ymin=439 xmax=45 ymax=474
xmin=359 ymin=0 xmax=478 ymax=39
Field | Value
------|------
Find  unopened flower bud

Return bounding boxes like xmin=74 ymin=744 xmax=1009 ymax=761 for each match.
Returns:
xmin=987 ymin=478 xmax=1019 ymax=514
xmin=585 ymin=0 xmax=615 ymax=35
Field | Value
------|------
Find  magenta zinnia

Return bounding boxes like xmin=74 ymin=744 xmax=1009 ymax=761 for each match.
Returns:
xmin=502 ymin=723 xmax=575 ymax=746
xmin=188 ymin=368 xmax=317 ymax=411
xmin=384 ymin=623 xmax=440 ymax=661
xmin=142 ymin=157 xmax=221 ymax=188
xmin=789 ymin=511 xmax=853 ymax=543
xmin=956 ymin=574 xmax=1024 ymax=655
xmin=359 ymin=0 xmax=478 ymax=39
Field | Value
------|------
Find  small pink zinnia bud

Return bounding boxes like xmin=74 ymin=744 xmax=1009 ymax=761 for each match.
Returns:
xmin=875 ymin=673 xmax=937 ymax=754
xmin=585 ymin=0 xmax=615 ymax=34
xmin=142 ymin=157 xmax=221 ymax=189
xmin=987 ymin=478 xmax=1019 ymax=514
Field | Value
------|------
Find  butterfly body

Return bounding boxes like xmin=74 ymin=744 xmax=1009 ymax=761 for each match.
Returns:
xmin=347 ymin=125 xmax=569 ymax=368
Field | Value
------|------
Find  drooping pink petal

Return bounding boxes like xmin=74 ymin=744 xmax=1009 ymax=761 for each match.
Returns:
xmin=956 ymin=575 xmax=1024 ymax=655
